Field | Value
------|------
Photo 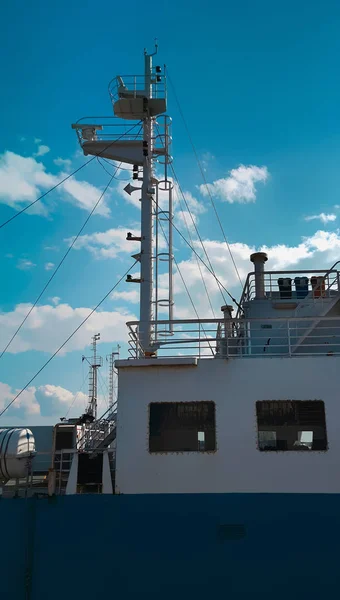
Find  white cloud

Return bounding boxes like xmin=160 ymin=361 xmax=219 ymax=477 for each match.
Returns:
xmin=0 ymin=381 xmax=88 ymax=421
xmin=0 ymin=302 xmax=137 ymax=354
xmin=167 ymin=228 xmax=340 ymax=319
xmin=70 ymin=225 xmax=168 ymax=259
xmin=0 ymin=381 xmax=14 ymax=412
xmin=305 ymin=213 xmax=336 ymax=224
xmin=44 ymin=262 xmax=55 ymax=271
xmin=0 ymin=382 xmax=40 ymax=416
xmin=35 ymin=384 xmax=88 ymax=417
xmin=111 ymin=290 xmax=140 ymax=304
xmin=53 ymin=157 xmax=72 ymax=169
xmin=0 ymin=150 xmax=111 ymax=216
xmin=180 ymin=191 xmax=206 ymax=215
xmin=33 ymin=144 xmax=50 ymax=157
xmin=0 ymin=151 xmax=56 ymax=206
xmin=61 ymin=175 xmax=111 ymax=217
xmin=200 ymin=152 xmax=215 ymax=172
xmin=304 ymin=229 xmax=340 ymax=253
xmin=50 ymin=296 xmax=60 ymax=305
xmin=176 ymin=210 xmax=198 ymax=233
xmin=68 ymin=227 xmax=140 ymax=258
xmin=34 ymin=138 xmax=42 ymax=144
xmin=199 ymin=164 xmax=268 ymax=203
xmin=17 ymin=258 xmax=36 ymax=270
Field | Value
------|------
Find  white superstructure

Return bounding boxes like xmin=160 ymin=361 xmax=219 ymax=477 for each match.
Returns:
xmin=114 ymin=254 xmax=340 ymax=494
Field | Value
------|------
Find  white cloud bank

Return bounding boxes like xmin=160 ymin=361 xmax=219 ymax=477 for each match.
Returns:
xmin=305 ymin=213 xmax=336 ymax=224
xmin=0 ymin=302 xmax=137 ymax=355
xmin=53 ymin=157 xmax=72 ymax=169
xmin=68 ymin=227 xmax=140 ymax=259
xmin=0 ymin=151 xmax=110 ymax=217
xmin=199 ymin=164 xmax=268 ymax=203
xmin=0 ymin=381 xmax=88 ymax=421
xmin=161 ymin=229 xmax=340 ymax=319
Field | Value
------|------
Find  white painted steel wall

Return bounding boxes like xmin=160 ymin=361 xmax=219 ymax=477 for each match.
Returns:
xmin=115 ymin=357 xmax=340 ymax=494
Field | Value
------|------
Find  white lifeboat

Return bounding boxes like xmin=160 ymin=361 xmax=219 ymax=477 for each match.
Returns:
xmin=0 ymin=428 xmax=36 ymax=482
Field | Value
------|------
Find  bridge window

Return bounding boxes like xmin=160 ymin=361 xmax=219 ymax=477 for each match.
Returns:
xmin=256 ymin=401 xmax=327 ymax=451
xmin=149 ymin=401 xmax=216 ymax=453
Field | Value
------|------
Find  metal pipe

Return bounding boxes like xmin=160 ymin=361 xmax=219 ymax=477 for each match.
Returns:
xmin=250 ymin=252 xmax=268 ymax=299
xmin=168 ymin=183 xmax=174 ymax=331
xmin=139 ymin=52 xmax=154 ymax=355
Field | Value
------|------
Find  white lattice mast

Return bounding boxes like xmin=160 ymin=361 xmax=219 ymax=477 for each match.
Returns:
xmin=86 ymin=333 xmax=102 ymax=419
xmin=107 ymin=345 xmax=120 ymax=409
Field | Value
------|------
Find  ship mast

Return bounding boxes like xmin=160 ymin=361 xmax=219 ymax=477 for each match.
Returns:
xmin=72 ymin=45 xmax=173 ymax=356
xmin=107 ymin=346 xmax=120 ymax=409
xmin=85 ymin=333 xmax=102 ymax=420
xmin=139 ymin=47 xmax=156 ymax=354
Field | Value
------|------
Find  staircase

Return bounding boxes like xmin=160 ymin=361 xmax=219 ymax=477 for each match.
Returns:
xmin=93 ymin=426 xmax=117 ymax=451
xmin=291 ymin=262 xmax=340 ymax=354
xmin=78 ymin=404 xmax=117 ymax=451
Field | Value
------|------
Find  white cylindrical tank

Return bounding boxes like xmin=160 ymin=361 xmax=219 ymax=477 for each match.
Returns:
xmin=0 ymin=428 xmax=36 ymax=481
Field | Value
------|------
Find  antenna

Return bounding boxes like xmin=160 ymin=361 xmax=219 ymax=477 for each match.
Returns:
xmin=107 ymin=345 xmax=120 ymax=410
xmin=85 ymin=333 xmax=102 ymax=420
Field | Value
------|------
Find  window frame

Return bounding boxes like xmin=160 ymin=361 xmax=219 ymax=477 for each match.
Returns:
xmin=255 ymin=400 xmax=328 ymax=453
xmin=148 ymin=401 xmax=217 ymax=454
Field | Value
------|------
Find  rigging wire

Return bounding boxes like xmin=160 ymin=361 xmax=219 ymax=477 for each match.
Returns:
xmin=0 ymin=172 xmax=117 ymax=359
xmin=170 ymin=160 xmax=228 ymax=305
xmin=154 ymin=123 xmax=227 ymax=306
xmin=64 ymin=370 xmax=89 ymax=419
xmin=82 ymin=354 xmax=111 ymax=402
xmin=0 ymin=260 xmax=138 ymax=418
xmin=156 ymin=212 xmax=214 ymax=356
xmin=167 ymin=72 xmax=244 ymax=289
xmin=153 ymin=197 xmax=241 ymax=309
xmin=101 ymin=158 xmax=132 ymax=171
xmin=172 ymin=184 xmax=216 ymax=318
xmin=97 ymin=158 xmax=130 ymax=181
xmin=97 ymin=376 xmax=109 ymax=410
xmin=0 ymin=122 xmax=141 ymax=231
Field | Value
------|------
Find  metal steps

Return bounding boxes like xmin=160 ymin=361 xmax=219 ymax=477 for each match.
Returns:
xmin=93 ymin=425 xmax=116 ymax=451
xmin=291 ymin=279 xmax=340 ymax=354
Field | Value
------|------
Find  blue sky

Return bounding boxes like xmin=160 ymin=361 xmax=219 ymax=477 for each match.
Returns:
xmin=1 ymin=0 xmax=340 ymax=424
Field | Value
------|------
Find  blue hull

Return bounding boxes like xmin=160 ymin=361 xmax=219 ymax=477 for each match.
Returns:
xmin=1 ymin=493 xmax=339 ymax=599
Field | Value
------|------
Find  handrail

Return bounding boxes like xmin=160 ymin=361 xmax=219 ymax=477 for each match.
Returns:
xmin=77 ymin=402 xmax=117 ymax=449
xmin=127 ymin=315 xmax=340 ymax=326
xmin=125 ymin=315 xmax=340 ymax=359
xmin=236 ymin=263 xmax=340 ymax=319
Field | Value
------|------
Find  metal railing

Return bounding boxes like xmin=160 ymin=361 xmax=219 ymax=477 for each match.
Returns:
xmin=126 ymin=316 xmax=340 ymax=359
xmin=108 ymin=73 xmax=167 ymax=104
xmin=72 ymin=116 xmax=169 ymax=159
xmin=72 ymin=117 xmax=143 ymax=146
xmin=237 ymin=266 xmax=340 ymax=315
xmin=77 ymin=404 xmax=117 ymax=451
